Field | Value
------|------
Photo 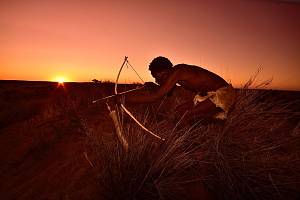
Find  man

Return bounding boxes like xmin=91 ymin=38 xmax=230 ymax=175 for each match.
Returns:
xmin=121 ymin=56 xmax=235 ymax=124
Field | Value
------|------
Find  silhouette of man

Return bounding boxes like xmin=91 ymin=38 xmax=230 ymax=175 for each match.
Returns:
xmin=122 ymin=56 xmax=235 ymax=124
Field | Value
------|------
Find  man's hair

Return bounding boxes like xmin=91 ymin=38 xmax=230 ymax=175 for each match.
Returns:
xmin=148 ymin=56 xmax=173 ymax=72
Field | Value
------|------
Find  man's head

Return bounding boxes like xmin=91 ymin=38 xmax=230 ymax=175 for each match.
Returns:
xmin=148 ymin=56 xmax=173 ymax=85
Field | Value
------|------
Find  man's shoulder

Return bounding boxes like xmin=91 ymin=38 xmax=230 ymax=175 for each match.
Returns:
xmin=174 ymin=64 xmax=204 ymax=72
xmin=174 ymin=63 xmax=190 ymax=68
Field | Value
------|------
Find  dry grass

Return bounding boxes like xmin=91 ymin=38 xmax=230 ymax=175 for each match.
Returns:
xmin=202 ymin=88 xmax=300 ymax=200
xmin=85 ymin=77 xmax=300 ymax=200
xmin=84 ymin=108 xmax=206 ymax=200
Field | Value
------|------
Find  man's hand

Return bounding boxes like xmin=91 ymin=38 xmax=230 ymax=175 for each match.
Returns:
xmin=107 ymin=94 xmax=122 ymax=106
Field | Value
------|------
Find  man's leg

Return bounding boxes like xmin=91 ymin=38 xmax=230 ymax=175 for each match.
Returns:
xmin=177 ymin=99 xmax=223 ymax=125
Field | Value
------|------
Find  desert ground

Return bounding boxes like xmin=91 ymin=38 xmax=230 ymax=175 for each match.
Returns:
xmin=0 ymin=80 xmax=299 ymax=200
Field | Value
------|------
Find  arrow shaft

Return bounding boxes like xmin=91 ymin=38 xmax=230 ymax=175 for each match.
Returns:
xmin=92 ymin=86 xmax=145 ymax=103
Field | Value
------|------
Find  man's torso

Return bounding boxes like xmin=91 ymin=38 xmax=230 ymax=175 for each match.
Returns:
xmin=173 ymin=64 xmax=228 ymax=95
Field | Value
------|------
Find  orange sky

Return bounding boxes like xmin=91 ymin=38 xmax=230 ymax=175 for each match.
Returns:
xmin=0 ymin=0 xmax=299 ymax=90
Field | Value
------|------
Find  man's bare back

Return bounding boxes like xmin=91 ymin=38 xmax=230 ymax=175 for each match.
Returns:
xmin=171 ymin=64 xmax=228 ymax=95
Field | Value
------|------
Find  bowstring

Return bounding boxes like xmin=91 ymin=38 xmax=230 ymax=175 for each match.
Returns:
xmin=126 ymin=60 xmax=144 ymax=84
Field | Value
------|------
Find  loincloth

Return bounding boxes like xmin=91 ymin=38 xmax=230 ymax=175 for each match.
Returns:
xmin=193 ymin=85 xmax=236 ymax=120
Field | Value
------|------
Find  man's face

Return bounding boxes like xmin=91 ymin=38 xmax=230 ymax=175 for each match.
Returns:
xmin=151 ymin=70 xmax=169 ymax=85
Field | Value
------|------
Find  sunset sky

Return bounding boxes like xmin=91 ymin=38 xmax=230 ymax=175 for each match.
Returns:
xmin=1 ymin=0 xmax=299 ymax=90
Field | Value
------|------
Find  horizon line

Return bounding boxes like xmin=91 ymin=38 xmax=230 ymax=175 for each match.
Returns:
xmin=0 ymin=79 xmax=299 ymax=92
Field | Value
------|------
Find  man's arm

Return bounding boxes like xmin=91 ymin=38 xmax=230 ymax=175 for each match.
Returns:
xmin=124 ymin=71 xmax=179 ymax=103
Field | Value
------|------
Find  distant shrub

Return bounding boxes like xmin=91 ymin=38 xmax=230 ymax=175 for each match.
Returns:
xmin=92 ymin=79 xmax=102 ymax=84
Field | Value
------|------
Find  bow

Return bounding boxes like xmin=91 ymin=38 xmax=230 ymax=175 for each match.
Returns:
xmin=115 ymin=57 xmax=165 ymax=141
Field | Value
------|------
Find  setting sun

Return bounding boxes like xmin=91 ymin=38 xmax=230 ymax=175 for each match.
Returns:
xmin=53 ymin=76 xmax=69 ymax=84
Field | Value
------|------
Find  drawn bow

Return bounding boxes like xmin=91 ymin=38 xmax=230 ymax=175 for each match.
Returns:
xmin=114 ymin=57 xmax=165 ymax=141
